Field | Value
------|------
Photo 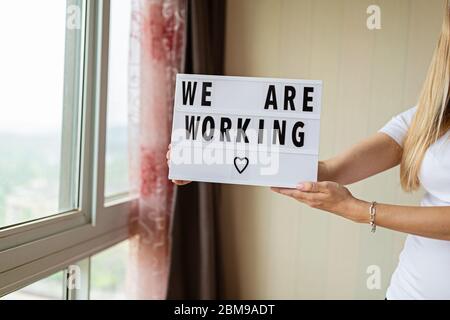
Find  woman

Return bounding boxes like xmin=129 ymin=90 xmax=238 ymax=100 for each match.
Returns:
xmin=167 ymin=2 xmax=450 ymax=300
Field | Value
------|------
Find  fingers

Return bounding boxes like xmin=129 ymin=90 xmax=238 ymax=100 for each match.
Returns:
xmin=166 ymin=145 xmax=172 ymax=167
xmin=271 ymin=187 xmax=299 ymax=197
xmin=166 ymin=146 xmax=171 ymax=160
xmin=297 ymin=181 xmax=323 ymax=192
xmin=172 ymin=179 xmax=191 ymax=186
xmin=271 ymin=187 xmax=326 ymax=202
xmin=297 ymin=181 xmax=339 ymax=193
xmin=167 ymin=144 xmax=192 ymax=186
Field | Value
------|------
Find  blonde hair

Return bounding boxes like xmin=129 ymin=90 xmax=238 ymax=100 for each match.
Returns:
xmin=401 ymin=0 xmax=450 ymax=191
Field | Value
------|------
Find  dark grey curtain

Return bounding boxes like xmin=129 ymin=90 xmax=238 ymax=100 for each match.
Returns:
xmin=167 ymin=0 xmax=226 ymax=300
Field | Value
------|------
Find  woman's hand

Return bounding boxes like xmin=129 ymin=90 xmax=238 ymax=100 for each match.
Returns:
xmin=271 ymin=181 xmax=368 ymax=223
xmin=166 ymin=144 xmax=192 ymax=186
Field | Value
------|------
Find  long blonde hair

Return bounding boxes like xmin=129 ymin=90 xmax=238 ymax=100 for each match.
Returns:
xmin=401 ymin=0 xmax=450 ymax=191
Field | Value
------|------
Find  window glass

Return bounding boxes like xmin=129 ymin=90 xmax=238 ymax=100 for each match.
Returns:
xmin=0 ymin=0 xmax=82 ymax=228
xmin=90 ymin=240 xmax=129 ymax=299
xmin=1 ymin=271 xmax=64 ymax=300
xmin=105 ymin=0 xmax=131 ymax=197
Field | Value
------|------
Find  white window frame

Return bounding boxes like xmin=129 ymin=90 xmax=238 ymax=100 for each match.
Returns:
xmin=0 ymin=0 xmax=136 ymax=296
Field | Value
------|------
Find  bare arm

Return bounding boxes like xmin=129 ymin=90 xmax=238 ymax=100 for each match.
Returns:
xmin=272 ymin=131 xmax=450 ymax=240
xmin=352 ymin=200 xmax=450 ymax=240
xmin=272 ymin=181 xmax=450 ymax=241
xmin=319 ymin=132 xmax=403 ymax=185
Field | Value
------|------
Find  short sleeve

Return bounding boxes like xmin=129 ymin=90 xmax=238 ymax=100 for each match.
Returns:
xmin=378 ymin=106 xmax=417 ymax=147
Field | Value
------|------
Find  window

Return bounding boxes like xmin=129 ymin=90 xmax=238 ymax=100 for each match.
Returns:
xmin=1 ymin=240 xmax=129 ymax=300
xmin=0 ymin=0 xmax=135 ymax=297
xmin=63 ymin=240 xmax=130 ymax=300
xmin=105 ymin=0 xmax=132 ymax=197
xmin=0 ymin=0 xmax=81 ymax=228
xmin=90 ymin=240 xmax=129 ymax=299
xmin=1 ymin=271 xmax=64 ymax=300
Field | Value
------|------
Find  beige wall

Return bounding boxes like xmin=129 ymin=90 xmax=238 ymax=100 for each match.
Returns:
xmin=219 ymin=0 xmax=443 ymax=299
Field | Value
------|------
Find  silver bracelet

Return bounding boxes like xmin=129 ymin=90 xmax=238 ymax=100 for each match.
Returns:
xmin=369 ymin=201 xmax=377 ymax=233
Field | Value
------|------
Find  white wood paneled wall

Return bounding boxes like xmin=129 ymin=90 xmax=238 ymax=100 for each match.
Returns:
xmin=220 ymin=0 xmax=443 ymax=299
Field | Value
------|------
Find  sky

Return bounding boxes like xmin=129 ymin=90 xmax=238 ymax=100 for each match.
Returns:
xmin=0 ymin=0 xmax=131 ymax=134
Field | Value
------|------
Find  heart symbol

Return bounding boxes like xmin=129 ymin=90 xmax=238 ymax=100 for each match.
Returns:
xmin=234 ymin=157 xmax=249 ymax=174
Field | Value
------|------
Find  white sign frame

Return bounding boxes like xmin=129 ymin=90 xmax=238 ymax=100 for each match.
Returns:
xmin=169 ymin=74 xmax=322 ymax=188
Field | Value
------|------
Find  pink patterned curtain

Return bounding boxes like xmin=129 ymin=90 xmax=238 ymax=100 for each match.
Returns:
xmin=127 ymin=0 xmax=186 ymax=299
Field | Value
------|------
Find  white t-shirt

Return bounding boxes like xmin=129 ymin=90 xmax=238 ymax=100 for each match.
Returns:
xmin=378 ymin=106 xmax=450 ymax=300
